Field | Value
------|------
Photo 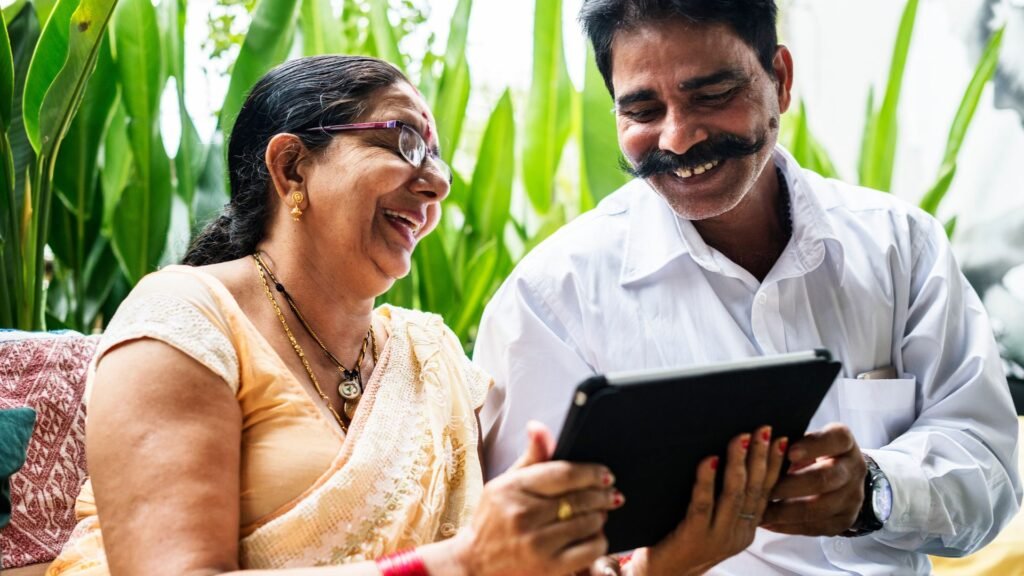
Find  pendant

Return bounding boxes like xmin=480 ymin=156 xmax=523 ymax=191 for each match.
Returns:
xmin=338 ymin=369 xmax=362 ymax=401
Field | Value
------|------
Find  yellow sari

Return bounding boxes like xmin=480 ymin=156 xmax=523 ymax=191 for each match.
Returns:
xmin=48 ymin=266 xmax=490 ymax=573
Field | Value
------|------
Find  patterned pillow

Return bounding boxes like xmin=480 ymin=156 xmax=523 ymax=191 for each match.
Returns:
xmin=0 ymin=331 xmax=98 ymax=569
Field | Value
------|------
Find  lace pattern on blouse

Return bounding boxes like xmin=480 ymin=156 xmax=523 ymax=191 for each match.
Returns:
xmin=97 ymin=293 xmax=240 ymax=393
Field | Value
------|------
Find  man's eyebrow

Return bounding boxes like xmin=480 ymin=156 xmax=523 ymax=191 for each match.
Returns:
xmin=615 ymin=89 xmax=657 ymax=109
xmin=679 ymin=68 xmax=746 ymax=91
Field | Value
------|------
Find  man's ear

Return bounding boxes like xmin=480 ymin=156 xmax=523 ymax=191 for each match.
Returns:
xmin=265 ymin=133 xmax=311 ymax=207
xmin=772 ymin=45 xmax=794 ymax=115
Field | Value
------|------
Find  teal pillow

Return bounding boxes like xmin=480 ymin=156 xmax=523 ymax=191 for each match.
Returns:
xmin=0 ymin=407 xmax=36 ymax=529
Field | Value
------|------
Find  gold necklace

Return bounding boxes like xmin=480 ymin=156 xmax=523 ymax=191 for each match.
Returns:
xmin=253 ymin=253 xmax=377 ymax=419
xmin=253 ymin=254 xmax=375 ymax=432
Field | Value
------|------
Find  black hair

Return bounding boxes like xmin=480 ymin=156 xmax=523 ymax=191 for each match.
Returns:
xmin=578 ymin=0 xmax=779 ymax=96
xmin=182 ymin=55 xmax=408 ymax=266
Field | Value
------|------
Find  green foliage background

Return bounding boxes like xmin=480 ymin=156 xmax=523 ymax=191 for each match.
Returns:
xmin=0 ymin=0 xmax=1003 ymax=352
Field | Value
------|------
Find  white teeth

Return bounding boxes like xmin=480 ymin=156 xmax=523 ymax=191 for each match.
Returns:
xmin=675 ymin=159 xmax=721 ymax=179
xmin=384 ymin=209 xmax=420 ymax=233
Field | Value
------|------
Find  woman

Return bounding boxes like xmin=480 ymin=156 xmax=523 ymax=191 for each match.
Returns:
xmin=48 ymin=55 xmax=785 ymax=576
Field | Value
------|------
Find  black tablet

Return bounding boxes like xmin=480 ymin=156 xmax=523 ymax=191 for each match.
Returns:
xmin=552 ymin=349 xmax=841 ymax=553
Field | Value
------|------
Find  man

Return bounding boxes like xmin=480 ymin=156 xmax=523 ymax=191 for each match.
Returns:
xmin=474 ymin=1 xmax=1022 ymax=573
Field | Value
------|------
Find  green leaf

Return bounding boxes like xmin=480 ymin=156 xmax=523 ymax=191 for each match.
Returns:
xmin=54 ymin=34 xmax=114 ymax=219
xmin=413 ymin=230 xmax=457 ymax=316
xmin=467 ymin=89 xmax=514 ymax=243
xmin=443 ymin=0 xmax=471 ymax=70
xmin=300 ymin=0 xmax=344 ymax=56
xmin=175 ymin=112 xmax=203 ymax=209
xmin=368 ymin=0 xmax=402 ymax=70
xmin=859 ymin=0 xmax=918 ymax=192
xmin=0 ymin=10 xmax=14 ymax=132
xmin=220 ymin=0 xmax=301 ymax=138
xmin=2 ymin=0 xmax=28 ymax=25
xmin=451 ymin=239 xmax=499 ymax=338
xmin=943 ymin=215 xmax=957 ymax=239
xmin=433 ymin=55 xmax=470 ymax=164
xmin=33 ymin=0 xmax=59 ymax=27
xmin=24 ymin=0 xmax=118 ymax=158
xmin=110 ymin=0 xmax=172 ymax=282
xmin=101 ymin=100 xmax=131 ymax=234
xmin=919 ymin=26 xmax=1003 ymax=215
xmin=788 ymin=101 xmax=839 ymax=180
xmin=7 ymin=4 xmax=39 ymax=212
xmin=919 ymin=162 xmax=955 ymax=215
xmin=581 ymin=42 xmax=628 ymax=203
xmin=111 ymin=132 xmax=172 ymax=283
xmin=522 ymin=0 xmax=571 ymax=212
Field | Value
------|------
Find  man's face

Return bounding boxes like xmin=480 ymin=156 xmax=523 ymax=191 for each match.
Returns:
xmin=611 ymin=19 xmax=792 ymax=221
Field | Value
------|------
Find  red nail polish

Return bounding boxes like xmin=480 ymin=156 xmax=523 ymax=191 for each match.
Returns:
xmin=761 ymin=429 xmax=771 ymax=442
xmin=710 ymin=456 xmax=720 ymax=470
xmin=613 ymin=491 xmax=624 ymax=507
xmin=741 ymin=437 xmax=750 ymax=450
xmin=603 ymin=471 xmax=614 ymax=486
xmin=779 ymin=438 xmax=789 ymax=454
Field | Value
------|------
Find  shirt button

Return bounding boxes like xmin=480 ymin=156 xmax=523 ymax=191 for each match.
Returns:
xmin=757 ymin=293 xmax=768 ymax=305
xmin=833 ymin=539 xmax=846 ymax=552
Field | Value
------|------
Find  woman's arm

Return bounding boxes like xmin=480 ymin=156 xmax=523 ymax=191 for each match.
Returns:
xmin=89 ymin=340 xmax=387 ymax=575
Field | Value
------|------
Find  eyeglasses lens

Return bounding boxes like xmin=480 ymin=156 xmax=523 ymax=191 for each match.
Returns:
xmin=399 ymin=124 xmax=452 ymax=183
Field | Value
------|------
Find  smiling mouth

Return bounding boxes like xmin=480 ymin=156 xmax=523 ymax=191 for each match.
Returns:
xmin=383 ymin=209 xmax=423 ymax=236
xmin=672 ymin=158 xmax=722 ymax=180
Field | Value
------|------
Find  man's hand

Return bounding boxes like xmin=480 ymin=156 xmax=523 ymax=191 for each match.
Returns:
xmin=761 ymin=423 xmax=867 ymax=536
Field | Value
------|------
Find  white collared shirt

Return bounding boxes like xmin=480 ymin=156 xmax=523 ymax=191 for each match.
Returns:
xmin=474 ymin=147 xmax=1022 ymax=575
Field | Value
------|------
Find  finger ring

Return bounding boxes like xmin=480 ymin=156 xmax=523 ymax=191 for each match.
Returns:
xmin=738 ymin=512 xmax=757 ymax=521
xmin=557 ymin=498 xmax=574 ymax=522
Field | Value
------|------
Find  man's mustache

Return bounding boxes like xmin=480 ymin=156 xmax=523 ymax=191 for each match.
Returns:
xmin=621 ymin=131 xmax=768 ymax=179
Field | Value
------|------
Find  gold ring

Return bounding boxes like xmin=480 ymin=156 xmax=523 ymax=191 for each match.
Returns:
xmin=738 ymin=512 xmax=757 ymax=521
xmin=557 ymin=498 xmax=574 ymax=522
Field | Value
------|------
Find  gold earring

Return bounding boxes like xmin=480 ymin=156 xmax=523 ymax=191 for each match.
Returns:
xmin=290 ymin=191 xmax=304 ymax=221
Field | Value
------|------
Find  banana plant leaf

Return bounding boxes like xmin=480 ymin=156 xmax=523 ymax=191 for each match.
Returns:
xmin=300 ymin=0 xmax=345 ymax=56
xmin=110 ymin=0 xmax=171 ymax=282
xmin=919 ymin=26 xmax=1004 ymax=215
xmin=858 ymin=0 xmax=918 ymax=192
xmin=367 ymin=0 xmax=402 ymax=70
xmin=219 ymin=0 xmax=301 ymax=139
xmin=522 ymin=0 xmax=572 ymax=213
xmin=581 ymin=42 xmax=628 ymax=203
xmin=466 ymin=89 xmax=514 ymax=244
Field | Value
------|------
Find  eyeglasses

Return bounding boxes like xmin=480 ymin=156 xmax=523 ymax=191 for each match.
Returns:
xmin=311 ymin=120 xmax=452 ymax=183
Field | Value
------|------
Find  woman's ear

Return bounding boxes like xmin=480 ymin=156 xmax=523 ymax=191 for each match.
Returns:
xmin=265 ymin=133 xmax=310 ymax=209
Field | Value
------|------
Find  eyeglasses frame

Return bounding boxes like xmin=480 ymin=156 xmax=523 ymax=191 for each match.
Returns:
xmin=307 ymin=120 xmax=452 ymax=183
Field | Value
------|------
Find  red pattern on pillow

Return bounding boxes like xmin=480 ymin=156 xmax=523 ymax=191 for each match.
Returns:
xmin=0 ymin=332 xmax=98 ymax=569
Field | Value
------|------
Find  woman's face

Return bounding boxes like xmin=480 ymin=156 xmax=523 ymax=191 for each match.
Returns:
xmin=300 ymin=82 xmax=449 ymax=294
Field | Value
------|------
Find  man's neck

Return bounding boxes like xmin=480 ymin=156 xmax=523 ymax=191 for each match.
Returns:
xmin=692 ymin=165 xmax=790 ymax=282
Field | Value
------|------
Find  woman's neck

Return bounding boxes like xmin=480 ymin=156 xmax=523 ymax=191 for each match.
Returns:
xmin=254 ymin=241 xmax=377 ymax=359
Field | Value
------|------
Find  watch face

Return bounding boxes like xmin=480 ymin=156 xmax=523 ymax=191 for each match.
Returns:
xmin=872 ymin=477 xmax=893 ymax=522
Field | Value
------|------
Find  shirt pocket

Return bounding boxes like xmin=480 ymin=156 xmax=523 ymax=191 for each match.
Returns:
xmin=836 ymin=376 xmax=917 ymax=449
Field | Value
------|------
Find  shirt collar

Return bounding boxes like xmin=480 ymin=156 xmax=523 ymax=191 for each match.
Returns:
xmin=619 ymin=145 xmax=846 ymax=286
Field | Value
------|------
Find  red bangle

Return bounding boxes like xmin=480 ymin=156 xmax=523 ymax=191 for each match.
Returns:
xmin=375 ymin=549 xmax=430 ymax=576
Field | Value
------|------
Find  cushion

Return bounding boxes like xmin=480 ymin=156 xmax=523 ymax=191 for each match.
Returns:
xmin=0 ymin=331 xmax=98 ymax=569
xmin=1 ymin=408 xmax=37 ymax=529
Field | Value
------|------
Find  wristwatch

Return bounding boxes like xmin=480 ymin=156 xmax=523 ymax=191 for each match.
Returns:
xmin=843 ymin=455 xmax=892 ymax=537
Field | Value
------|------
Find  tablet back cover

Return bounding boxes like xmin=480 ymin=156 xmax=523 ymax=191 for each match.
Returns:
xmin=553 ymin=355 xmax=840 ymax=553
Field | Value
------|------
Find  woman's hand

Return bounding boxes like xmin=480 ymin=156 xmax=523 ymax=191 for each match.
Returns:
xmin=626 ymin=426 xmax=787 ymax=576
xmin=451 ymin=421 xmax=623 ymax=576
